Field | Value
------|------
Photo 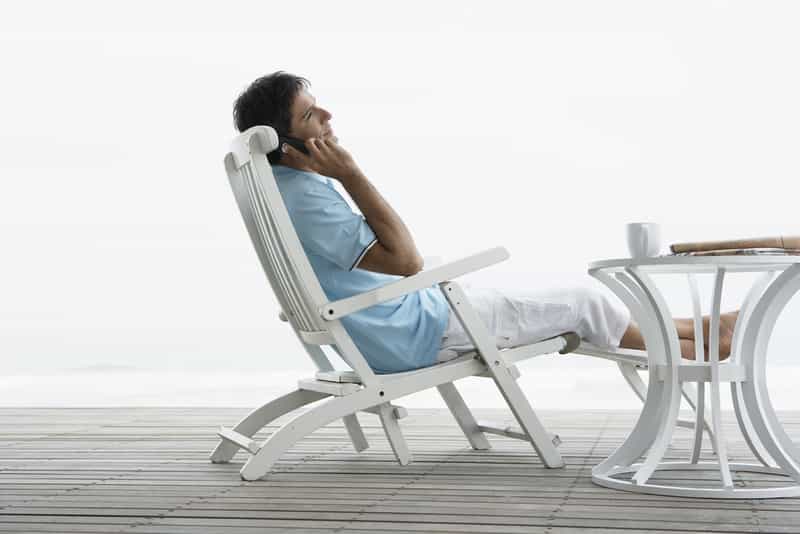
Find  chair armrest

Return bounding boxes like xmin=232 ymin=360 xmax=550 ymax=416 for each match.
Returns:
xmin=320 ymin=246 xmax=510 ymax=321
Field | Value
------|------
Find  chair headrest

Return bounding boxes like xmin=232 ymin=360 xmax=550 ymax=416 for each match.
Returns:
xmin=229 ymin=125 xmax=280 ymax=168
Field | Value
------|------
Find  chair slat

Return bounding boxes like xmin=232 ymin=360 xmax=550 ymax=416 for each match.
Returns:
xmin=297 ymin=329 xmax=335 ymax=345
xmin=226 ymin=155 xmax=301 ymax=333
xmin=248 ymin=163 xmax=321 ymax=330
xmin=242 ymin=162 xmax=313 ymax=331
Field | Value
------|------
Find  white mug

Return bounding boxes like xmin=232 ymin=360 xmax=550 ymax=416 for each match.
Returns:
xmin=626 ymin=223 xmax=661 ymax=258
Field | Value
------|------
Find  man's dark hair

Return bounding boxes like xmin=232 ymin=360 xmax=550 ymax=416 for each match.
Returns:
xmin=232 ymin=71 xmax=310 ymax=164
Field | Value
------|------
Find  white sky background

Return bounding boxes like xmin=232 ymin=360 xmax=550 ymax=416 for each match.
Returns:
xmin=2 ymin=1 xmax=800 ymax=407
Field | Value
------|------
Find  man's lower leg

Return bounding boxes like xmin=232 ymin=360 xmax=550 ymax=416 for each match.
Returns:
xmin=618 ymin=315 xmax=737 ymax=361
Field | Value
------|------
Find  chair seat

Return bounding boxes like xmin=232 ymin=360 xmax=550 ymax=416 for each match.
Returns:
xmin=315 ymin=335 xmax=574 ymax=387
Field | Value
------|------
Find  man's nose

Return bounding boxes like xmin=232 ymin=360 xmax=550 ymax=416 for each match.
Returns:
xmin=321 ymin=108 xmax=332 ymax=121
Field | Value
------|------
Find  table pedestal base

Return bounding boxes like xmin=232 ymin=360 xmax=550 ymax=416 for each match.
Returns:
xmin=588 ymin=261 xmax=800 ymax=500
xmin=593 ymin=462 xmax=800 ymax=499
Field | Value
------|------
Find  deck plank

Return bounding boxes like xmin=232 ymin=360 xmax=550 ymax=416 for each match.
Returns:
xmin=0 ymin=408 xmax=798 ymax=533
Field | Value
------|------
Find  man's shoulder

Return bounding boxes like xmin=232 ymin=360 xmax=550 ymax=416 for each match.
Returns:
xmin=275 ymin=166 xmax=335 ymax=199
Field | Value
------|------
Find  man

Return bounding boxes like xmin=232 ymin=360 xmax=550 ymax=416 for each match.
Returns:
xmin=232 ymin=72 xmax=737 ymax=374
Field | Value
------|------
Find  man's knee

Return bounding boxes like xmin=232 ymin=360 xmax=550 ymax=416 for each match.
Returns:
xmin=569 ymin=285 xmax=628 ymax=347
xmin=570 ymin=286 xmax=620 ymax=332
xmin=571 ymin=286 xmax=609 ymax=316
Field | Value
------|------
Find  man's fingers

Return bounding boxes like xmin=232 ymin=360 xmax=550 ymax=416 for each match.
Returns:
xmin=308 ymin=137 xmax=331 ymax=155
xmin=316 ymin=138 xmax=341 ymax=158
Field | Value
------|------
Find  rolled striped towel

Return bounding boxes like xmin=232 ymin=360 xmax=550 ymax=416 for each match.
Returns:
xmin=670 ymin=236 xmax=800 ymax=254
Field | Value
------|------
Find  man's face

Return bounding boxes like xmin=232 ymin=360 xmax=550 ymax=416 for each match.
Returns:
xmin=288 ymin=90 xmax=334 ymax=141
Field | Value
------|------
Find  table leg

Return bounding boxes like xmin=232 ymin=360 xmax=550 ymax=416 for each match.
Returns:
xmin=591 ymin=271 xmax=665 ymax=473
xmin=740 ymin=266 xmax=800 ymax=482
xmin=688 ymin=274 xmax=708 ymax=462
xmin=626 ymin=268 xmax=683 ymax=485
xmin=730 ymin=271 xmax=776 ymax=467
xmin=708 ymin=268 xmax=734 ymax=488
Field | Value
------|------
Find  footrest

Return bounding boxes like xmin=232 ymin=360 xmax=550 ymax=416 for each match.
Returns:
xmin=217 ymin=426 xmax=261 ymax=455
xmin=477 ymin=420 xmax=561 ymax=447
xmin=571 ymin=343 xmax=649 ymax=369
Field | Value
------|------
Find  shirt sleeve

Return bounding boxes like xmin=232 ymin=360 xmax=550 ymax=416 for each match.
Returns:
xmin=288 ymin=180 xmax=378 ymax=271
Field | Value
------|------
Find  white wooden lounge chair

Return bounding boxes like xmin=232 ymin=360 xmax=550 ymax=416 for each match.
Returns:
xmin=210 ymin=125 xmax=579 ymax=480
xmin=211 ymin=125 xmax=713 ymax=480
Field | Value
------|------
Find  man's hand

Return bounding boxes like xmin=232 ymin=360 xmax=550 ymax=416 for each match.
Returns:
xmin=282 ymin=137 xmax=362 ymax=182
xmin=281 ymin=135 xmax=423 ymax=276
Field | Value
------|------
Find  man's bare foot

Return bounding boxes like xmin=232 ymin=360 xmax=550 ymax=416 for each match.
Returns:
xmin=679 ymin=338 xmax=696 ymax=359
xmin=621 ymin=312 xmax=740 ymax=361
xmin=679 ymin=311 xmax=739 ymax=361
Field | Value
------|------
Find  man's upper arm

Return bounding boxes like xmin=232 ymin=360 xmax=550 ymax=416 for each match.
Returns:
xmin=356 ymin=241 xmax=423 ymax=277
xmin=289 ymin=181 xmax=378 ymax=271
xmin=287 ymin=178 xmax=422 ymax=277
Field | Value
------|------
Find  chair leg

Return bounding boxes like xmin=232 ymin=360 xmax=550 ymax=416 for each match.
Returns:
xmin=240 ymin=390 xmax=378 ymax=480
xmin=377 ymin=403 xmax=412 ymax=465
xmin=440 ymin=281 xmax=564 ymax=468
xmin=437 ymin=382 xmax=491 ymax=450
xmin=210 ymin=389 xmax=326 ymax=463
xmin=343 ymin=413 xmax=369 ymax=452
xmin=493 ymin=370 xmax=565 ymax=468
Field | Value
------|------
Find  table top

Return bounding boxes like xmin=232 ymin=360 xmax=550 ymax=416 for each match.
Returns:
xmin=589 ymin=255 xmax=800 ymax=274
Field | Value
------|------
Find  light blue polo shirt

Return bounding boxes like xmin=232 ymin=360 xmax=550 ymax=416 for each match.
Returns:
xmin=272 ymin=165 xmax=450 ymax=374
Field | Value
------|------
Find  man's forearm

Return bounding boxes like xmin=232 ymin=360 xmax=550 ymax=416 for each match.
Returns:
xmin=339 ymin=170 xmax=422 ymax=266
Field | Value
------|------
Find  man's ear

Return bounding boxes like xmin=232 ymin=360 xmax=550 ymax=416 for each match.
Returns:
xmin=279 ymin=143 xmax=312 ymax=170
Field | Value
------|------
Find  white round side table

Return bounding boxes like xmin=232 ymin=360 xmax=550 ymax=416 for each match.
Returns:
xmin=589 ymin=256 xmax=800 ymax=498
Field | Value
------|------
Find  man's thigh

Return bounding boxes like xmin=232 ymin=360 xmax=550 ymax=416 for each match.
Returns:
xmin=439 ymin=284 xmax=580 ymax=354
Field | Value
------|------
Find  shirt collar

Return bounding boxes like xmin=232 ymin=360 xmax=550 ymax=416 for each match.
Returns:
xmin=272 ymin=165 xmax=329 ymax=185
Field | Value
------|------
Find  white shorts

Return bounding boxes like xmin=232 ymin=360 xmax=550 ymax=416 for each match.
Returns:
xmin=437 ymin=283 xmax=631 ymax=363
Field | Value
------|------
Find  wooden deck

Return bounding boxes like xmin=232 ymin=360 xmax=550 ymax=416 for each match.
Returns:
xmin=1 ymin=407 xmax=799 ymax=533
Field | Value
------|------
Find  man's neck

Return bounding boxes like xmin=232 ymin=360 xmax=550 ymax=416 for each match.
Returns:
xmin=279 ymin=162 xmax=316 ymax=174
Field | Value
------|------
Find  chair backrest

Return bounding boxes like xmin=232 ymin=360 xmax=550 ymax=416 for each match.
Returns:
xmin=224 ymin=126 xmax=377 ymax=381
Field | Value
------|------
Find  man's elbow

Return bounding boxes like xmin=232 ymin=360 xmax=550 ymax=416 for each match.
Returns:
xmin=356 ymin=243 xmax=424 ymax=276
xmin=401 ymin=255 xmax=425 ymax=276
